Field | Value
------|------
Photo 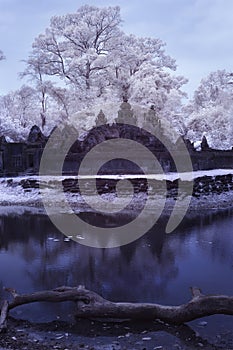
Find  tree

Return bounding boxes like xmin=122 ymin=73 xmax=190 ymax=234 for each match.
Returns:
xmin=184 ymin=70 xmax=233 ymax=149
xmin=0 ymin=86 xmax=41 ymax=140
xmin=23 ymin=5 xmax=187 ymax=126
xmin=0 ymin=83 xmax=69 ymax=140
xmin=109 ymin=33 xmax=187 ymax=106
xmin=128 ymin=59 xmax=187 ymax=113
xmin=20 ymin=56 xmax=48 ymax=126
xmin=192 ymin=70 xmax=233 ymax=109
xmin=20 ymin=56 xmax=70 ymax=128
xmin=26 ymin=6 xmax=122 ymax=92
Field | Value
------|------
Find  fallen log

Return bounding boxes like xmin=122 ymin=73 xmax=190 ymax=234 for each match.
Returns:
xmin=0 ymin=286 xmax=232 ymax=332
xmin=74 ymin=286 xmax=233 ymax=324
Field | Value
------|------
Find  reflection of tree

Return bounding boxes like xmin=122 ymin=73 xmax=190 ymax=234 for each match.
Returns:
xmin=145 ymin=221 xmax=165 ymax=259
xmin=119 ymin=240 xmax=138 ymax=264
xmin=208 ymin=216 xmax=233 ymax=267
xmin=182 ymin=210 xmax=233 ymax=268
xmin=0 ymin=214 xmax=55 ymax=251
xmin=0 ymin=213 xmax=180 ymax=304
xmin=22 ymin=223 xmax=180 ymax=304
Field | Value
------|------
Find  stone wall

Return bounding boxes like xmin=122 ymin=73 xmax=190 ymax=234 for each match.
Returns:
xmin=17 ymin=173 xmax=233 ymax=200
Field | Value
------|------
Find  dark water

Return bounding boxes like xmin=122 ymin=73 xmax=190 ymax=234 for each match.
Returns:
xmin=0 ymin=209 xmax=232 ymax=338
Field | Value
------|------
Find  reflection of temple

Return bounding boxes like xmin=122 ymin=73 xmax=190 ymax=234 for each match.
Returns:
xmin=0 ymin=103 xmax=233 ymax=176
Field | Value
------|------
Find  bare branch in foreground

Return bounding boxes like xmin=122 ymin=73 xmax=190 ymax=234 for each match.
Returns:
xmin=0 ymin=285 xmax=232 ymax=332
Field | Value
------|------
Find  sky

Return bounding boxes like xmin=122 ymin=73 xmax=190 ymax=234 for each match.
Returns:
xmin=0 ymin=0 xmax=233 ymax=97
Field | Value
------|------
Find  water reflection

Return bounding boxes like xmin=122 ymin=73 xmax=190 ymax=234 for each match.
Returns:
xmin=0 ymin=210 xmax=232 ymax=322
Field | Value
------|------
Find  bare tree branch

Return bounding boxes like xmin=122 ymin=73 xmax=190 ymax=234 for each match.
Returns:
xmin=0 ymin=285 xmax=232 ymax=332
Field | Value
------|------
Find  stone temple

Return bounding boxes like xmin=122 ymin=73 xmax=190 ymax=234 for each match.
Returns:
xmin=0 ymin=103 xmax=233 ymax=176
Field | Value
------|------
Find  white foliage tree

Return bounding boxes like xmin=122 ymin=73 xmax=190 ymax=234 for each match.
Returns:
xmin=22 ymin=5 xmax=187 ymax=129
xmin=26 ymin=6 xmax=122 ymax=94
xmin=0 ymin=86 xmax=41 ymax=140
xmin=20 ymin=56 xmax=71 ymax=129
xmin=185 ymin=70 xmax=233 ymax=149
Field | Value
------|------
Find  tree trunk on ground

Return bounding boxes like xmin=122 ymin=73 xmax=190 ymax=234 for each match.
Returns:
xmin=0 ymin=286 xmax=232 ymax=332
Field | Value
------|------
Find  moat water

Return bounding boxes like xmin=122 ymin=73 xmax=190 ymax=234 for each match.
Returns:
xmin=0 ymin=209 xmax=232 ymax=342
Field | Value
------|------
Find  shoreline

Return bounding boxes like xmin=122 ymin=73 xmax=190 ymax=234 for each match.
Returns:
xmin=1 ymin=314 xmax=232 ymax=350
xmin=0 ymin=185 xmax=233 ymax=217
xmin=0 ymin=174 xmax=233 ymax=350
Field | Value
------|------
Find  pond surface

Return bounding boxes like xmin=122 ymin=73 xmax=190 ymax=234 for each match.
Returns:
xmin=0 ymin=209 xmax=232 ymax=341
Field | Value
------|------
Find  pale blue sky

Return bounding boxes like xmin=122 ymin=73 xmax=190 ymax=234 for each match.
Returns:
xmin=0 ymin=0 xmax=233 ymax=97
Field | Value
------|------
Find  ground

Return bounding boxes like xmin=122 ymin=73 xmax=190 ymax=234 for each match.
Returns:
xmin=0 ymin=316 xmax=233 ymax=350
